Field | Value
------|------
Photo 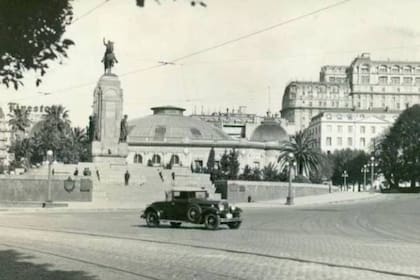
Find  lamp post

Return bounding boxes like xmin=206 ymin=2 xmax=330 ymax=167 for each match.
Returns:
xmin=361 ymin=164 xmax=368 ymax=191
xmin=342 ymin=170 xmax=348 ymax=191
xmin=46 ymin=150 xmax=53 ymax=203
xmin=285 ymin=153 xmax=296 ymax=205
xmin=368 ymin=156 xmax=376 ymax=192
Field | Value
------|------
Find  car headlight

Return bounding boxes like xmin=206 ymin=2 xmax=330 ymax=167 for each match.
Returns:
xmin=230 ymin=205 xmax=236 ymax=211
xmin=218 ymin=203 xmax=224 ymax=211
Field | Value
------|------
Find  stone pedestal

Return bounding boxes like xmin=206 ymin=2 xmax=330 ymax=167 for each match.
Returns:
xmin=91 ymin=74 xmax=128 ymax=164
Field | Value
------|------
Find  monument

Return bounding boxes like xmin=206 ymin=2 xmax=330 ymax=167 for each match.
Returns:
xmin=91 ymin=39 xmax=128 ymax=164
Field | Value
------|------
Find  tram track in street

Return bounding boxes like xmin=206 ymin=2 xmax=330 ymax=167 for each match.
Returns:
xmin=0 ymin=224 xmax=420 ymax=279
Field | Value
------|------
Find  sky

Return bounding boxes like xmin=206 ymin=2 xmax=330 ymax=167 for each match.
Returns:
xmin=2 ymin=0 xmax=420 ymax=127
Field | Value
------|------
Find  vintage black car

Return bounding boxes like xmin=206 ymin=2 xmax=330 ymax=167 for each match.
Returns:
xmin=140 ymin=188 xmax=242 ymax=230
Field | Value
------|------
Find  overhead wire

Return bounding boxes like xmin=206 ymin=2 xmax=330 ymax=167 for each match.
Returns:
xmin=9 ymin=0 xmax=352 ymax=102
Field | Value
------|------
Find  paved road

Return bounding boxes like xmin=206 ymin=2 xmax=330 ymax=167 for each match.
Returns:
xmin=0 ymin=194 xmax=419 ymax=279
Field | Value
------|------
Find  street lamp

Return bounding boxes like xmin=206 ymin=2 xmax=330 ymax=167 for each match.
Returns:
xmin=285 ymin=152 xmax=296 ymax=206
xmin=361 ymin=164 xmax=368 ymax=191
xmin=367 ymin=156 xmax=376 ymax=192
xmin=46 ymin=150 xmax=53 ymax=204
xmin=342 ymin=170 xmax=348 ymax=191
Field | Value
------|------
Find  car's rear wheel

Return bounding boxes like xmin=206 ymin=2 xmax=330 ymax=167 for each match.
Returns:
xmin=145 ymin=211 xmax=160 ymax=227
xmin=170 ymin=222 xmax=182 ymax=228
xmin=227 ymin=221 xmax=241 ymax=229
xmin=186 ymin=205 xmax=201 ymax=223
xmin=204 ymin=213 xmax=220 ymax=230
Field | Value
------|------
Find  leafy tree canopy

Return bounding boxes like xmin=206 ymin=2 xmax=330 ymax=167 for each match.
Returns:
xmin=0 ymin=0 xmax=74 ymax=89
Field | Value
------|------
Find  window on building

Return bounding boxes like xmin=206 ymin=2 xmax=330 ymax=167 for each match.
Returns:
xmin=391 ymin=65 xmax=400 ymax=73
xmin=347 ymin=137 xmax=353 ymax=146
xmin=403 ymin=66 xmax=412 ymax=74
xmin=403 ymin=77 xmax=413 ymax=85
xmin=348 ymin=126 xmax=353 ymax=133
xmin=397 ymin=103 xmax=400 ymax=109
xmin=378 ymin=76 xmax=388 ymax=85
xmin=337 ymin=125 xmax=343 ymax=133
xmin=416 ymin=67 xmax=420 ymax=74
xmin=152 ymin=154 xmax=161 ymax=165
xmin=371 ymin=126 xmax=376 ymax=134
xmin=134 ymin=154 xmax=143 ymax=164
xmin=326 ymin=137 xmax=332 ymax=146
xmin=361 ymin=64 xmax=370 ymax=73
xmin=415 ymin=77 xmax=420 ymax=86
xmin=360 ymin=137 xmax=366 ymax=147
xmin=337 ymin=137 xmax=342 ymax=146
xmin=360 ymin=126 xmax=365 ymax=133
xmin=329 ymin=77 xmax=335 ymax=83
xmin=361 ymin=76 xmax=370 ymax=84
xmin=253 ymin=161 xmax=260 ymax=169
xmin=327 ymin=125 xmax=332 ymax=132
xmin=391 ymin=77 xmax=400 ymax=85
xmin=378 ymin=65 xmax=387 ymax=73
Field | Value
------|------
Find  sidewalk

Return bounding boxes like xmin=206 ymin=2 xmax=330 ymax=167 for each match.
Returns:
xmin=237 ymin=192 xmax=383 ymax=209
xmin=0 ymin=192 xmax=383 ymax=213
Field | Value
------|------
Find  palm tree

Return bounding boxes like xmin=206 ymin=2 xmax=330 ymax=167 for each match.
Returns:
xmin=43 ymin=105 xmax=71 ymax=133
xmin=8 ymin=107 xmax=31 ymax=140
xmin=278 ymin=130 xmax=322 ymax=177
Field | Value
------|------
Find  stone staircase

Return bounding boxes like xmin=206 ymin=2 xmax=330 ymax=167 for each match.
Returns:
xmin=26 ymin=162 xmax=217 ymax=206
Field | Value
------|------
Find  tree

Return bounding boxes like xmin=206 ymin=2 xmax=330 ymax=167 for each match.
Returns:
xmin=377 ymin=105 xmax=420 ymax=188
xmin=309 ymin=152 xmax=334 ymax=183
xmin=278 ymin=130 xmax=322 ymax=177
xmin=227 ymin=149 xmax=240 ymax=179
xmin=262 ymin=162 xmax=279 ymax=181
xmin=206 ymin=147 xmax=215 ymax=173
xmin=0 ymin=0 xmax=74 ymax=89
xmin=8 ymin=107 xmax=31 ymax=139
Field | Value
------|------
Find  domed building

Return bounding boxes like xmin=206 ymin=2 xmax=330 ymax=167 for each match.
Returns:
xmin=250 ymin=118 xmax=289 ymax=143
xmin=125 ymin=106 xmax=289 ymax=170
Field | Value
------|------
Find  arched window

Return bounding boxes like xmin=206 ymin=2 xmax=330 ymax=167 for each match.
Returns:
xmin=152 ymin=154 xmax=161 ymax=165
xmin=391 ymin=65 xmax=400 ymax=73
xmin=378 ymin=65 xmax=387 ymax=73
xmin=134 ymin=154 xmax=143 ymax=164
xmin=403 ymin=66 xmax=412 ymax=74
xmin=170 ymin=154 xmax=180 ymax=165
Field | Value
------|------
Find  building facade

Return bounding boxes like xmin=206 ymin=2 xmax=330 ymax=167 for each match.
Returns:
xmin=307 ymin=110 xmax=398 ymax=153
xmin=282 ymin=53 xmax=420 ymax=130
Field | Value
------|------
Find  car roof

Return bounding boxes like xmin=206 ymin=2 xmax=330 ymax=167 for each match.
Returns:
xmin=170 ymin=187 xmax=207 ymax=192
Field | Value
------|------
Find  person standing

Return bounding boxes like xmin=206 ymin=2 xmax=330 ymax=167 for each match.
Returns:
xmin=96 ymin=168 xmax=101 ymax=182
xmin=171 ymin=171 xmax=175 ymax=186
xmin=73 ymin=167 xmax=79 ymax=176
xmin=124 ymin=170 xmax=130 ymax=186
xmin=157 ymin=168 xmax=164 ymax=182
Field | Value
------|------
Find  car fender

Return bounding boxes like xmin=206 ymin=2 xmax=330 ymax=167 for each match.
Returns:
xmin=144 ymin=206 xmax=160 ymax=217
xmin=201 ymin=207 xmax=219 ymax=218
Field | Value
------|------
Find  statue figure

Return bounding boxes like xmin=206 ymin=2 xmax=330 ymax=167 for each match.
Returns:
xmin=119 ymin=114 xmax=128 ymax=143
xmin=101 ymin=38 xmax=118 ymax=74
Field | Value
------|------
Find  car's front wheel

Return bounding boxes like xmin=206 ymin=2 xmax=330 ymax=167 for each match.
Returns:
xmin=204 ymin=213 xmax=220 ymax=230
xmin=145 ymin=211 xmax=160 ymax=227
xmin=227 ymin=221 xmax=241 ymax=229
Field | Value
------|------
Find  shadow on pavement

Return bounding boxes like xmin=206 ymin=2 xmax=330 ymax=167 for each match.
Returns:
xmin=133 ymin=224 xmax=230 ymax=231
xmin=0 ymin=249 xmax=98 ymax=280
xmin=298 ymin=208 xmax=342 ymax=212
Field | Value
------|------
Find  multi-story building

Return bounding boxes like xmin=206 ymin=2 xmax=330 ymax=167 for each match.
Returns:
xmin=282 ymin=53 xmax=420 ymax=130
xmin=281 ymin=81 xmax=352 ymax=131
xmin=307 ymin=110 xmax=398 ymax=153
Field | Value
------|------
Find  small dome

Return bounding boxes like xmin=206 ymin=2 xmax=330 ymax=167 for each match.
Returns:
xmin=128 ymin=106 xmax=231 ymax=143
xmin=250 ymin=119 xmax=288 ymax=142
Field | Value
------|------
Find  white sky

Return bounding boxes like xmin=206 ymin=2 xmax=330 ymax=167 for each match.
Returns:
xmin=2 ymin=0 xmax=420 ymax=127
